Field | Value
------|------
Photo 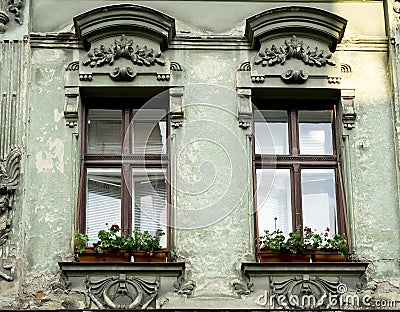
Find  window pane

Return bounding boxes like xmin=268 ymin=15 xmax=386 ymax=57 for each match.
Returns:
xmin=86 ymin=168 xmax=121 ymax=244
xmin=301 ymin=169 xmax=337 ymax=234
xmin=257 ymin=169 xmax=292 ymax=237
xmin=255 ymin=110 xmax=289 ymax=154
xmin=132 ymin=168 xmax=167 ymax=247
xmin=87 ymin=109 xmax=122 ymax=154
xmin=132 ymin=109 xmax=166 ymax=154
xmin=299 ymin=110 xmax=333 ymax=155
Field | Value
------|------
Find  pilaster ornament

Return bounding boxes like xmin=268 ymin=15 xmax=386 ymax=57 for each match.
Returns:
xmin=0 ymin=0 xmax=23 ymax=33
xmin=84 ymin=274 xmax=159 ymax=309
xmin=255 ymin=36 xmax=335 ymax=68
xmin=0 ymin=148 xmax=21 ymax=282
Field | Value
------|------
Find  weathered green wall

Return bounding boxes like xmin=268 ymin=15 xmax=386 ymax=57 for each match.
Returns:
xmin=0 ymin=0 xmax=399 ymax=309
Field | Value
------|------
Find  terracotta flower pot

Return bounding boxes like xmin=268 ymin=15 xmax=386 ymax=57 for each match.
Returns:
xmin=311 ymin=248 xmax=346 ymax=262
xmin=132 ymin=250 xmax=168 ymax=262
xmin=76 ymin=246 xmax=130 ymax=262
xmin=258 ymin=249 xmax=311 ymax=263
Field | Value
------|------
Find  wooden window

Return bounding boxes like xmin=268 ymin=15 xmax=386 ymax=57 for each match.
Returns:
xmin=78 ymin=97 xmax=169 ymax=247
xmin=253 ymin=100 xmax=346 ymax=240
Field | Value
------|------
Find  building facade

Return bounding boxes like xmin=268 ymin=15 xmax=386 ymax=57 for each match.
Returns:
xmin=0 ymin=0 xmax=399 ymax=310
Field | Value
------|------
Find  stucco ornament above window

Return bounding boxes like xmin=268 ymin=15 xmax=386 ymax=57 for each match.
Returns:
xmin=71 ymin=4 xmax=181 ymax=82
xmin=82 ymin=35 xmax=166 ymax=82
xmin=255 ymin=35 xmax=335 ymax=68
xmin=239 ymin=6 xmax=347 ymax=86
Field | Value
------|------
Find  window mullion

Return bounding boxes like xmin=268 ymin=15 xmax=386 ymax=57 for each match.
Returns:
xmin=289 ymin=109 xmax=299 ymax=156
xmin=121 ymin=164 xmax=132 ymax=233
xmin=292 ymin=163 xmax=303 ymax=233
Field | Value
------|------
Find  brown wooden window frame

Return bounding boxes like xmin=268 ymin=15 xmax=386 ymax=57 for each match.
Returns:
xmin=77 ymin=96 xmax=171 ymax=247
xmin=253 ymin=99 xmax=348 ymax=249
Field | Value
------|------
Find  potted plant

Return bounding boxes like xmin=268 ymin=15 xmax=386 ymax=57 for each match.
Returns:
xmin=259 ymin=227 xmax=310 ymax=262
xmin=74 ymin=225 xmax=168 ymax=263
xmin=304 ymin=226 xmax=348 ymax=262
xmin=258 ymin=224 xmax=349 ymax=263
xmin=130 ymin=229 xmax=168 ymax=262
xmin=75 ymin=224 xmax=130 ymax=262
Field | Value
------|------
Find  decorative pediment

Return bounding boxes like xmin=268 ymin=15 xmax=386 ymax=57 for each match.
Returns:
xmin=245 ymin=6 xmax=347 ymax=52
xmin=237 ymin=6 xmax=347 ymax=89
xmin=73 ymin=4 xmax=175 ymax=51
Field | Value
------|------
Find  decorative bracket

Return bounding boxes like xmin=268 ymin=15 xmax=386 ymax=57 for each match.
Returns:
xmin=341 ymin=89 xmax=356 ymax=130
xmin=237 ymin=88 xmax=252 ymax=129
xmin=169 ymin=87 xmax=184 ymax=128
xmin=64 ymin=87 xmax=80 ymax=128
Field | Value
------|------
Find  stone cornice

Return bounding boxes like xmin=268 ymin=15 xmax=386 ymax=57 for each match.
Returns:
xmin=29 ymin=33 xmax=387 ymax=52
xmin=73 ymin=4 xmax=176 ymax=51
xmin=245 ymin=6 xmax=347 ymax=52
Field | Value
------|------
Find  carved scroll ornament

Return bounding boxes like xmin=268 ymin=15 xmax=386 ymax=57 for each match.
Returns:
xmin=0 ymin=148 xmax=21 ymax=282
xmin=269 ymin=275 xmax=342 ymax=309
xmin=85 ymin=274 xmax=159 ymax=309
xmin=255 ymin=35 xmax=335 ymax=68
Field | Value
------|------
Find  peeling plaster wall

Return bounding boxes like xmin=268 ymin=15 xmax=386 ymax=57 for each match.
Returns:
xmin=22 ymin=48 xmax=77 ymax=298
xmin=342 ymin=51 xmax=400 ymax=284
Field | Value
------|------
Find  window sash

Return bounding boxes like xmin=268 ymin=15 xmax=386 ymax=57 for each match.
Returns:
xmin=80 ymin=102 xmax=169 ymax=247
xmin=253 ymin=104 xmax=344 ymax=237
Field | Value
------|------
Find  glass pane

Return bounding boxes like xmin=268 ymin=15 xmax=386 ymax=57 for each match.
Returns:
xmin=301 ymin=169 xmax=337 ymax=234
xmin=257 ymin=169 xmax=292 ymax=237
xmin=132 ymin=109 xmax=166 ymax=154
xmin=299 ymin=110 xmax=333 ymax=155
xmin=86 ymin=168 xmax=121 ymax=244
xmin=132 ymin=168 xmax=167 ymax=247
xmin=255 ymin=110 xmax=289 ymax=154
xmin=87 ymin=109 xmax=122 ymax=154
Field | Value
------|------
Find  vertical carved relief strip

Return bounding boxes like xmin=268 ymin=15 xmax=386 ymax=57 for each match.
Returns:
xmin=0 ymin=40 xmax=26 ymax=160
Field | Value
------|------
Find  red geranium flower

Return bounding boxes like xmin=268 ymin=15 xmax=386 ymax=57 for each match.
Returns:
xmin=325 ymin=227 xmax=330 ymax=232
xmin=110 ymin=224 xmax=120 ymax=232
xmin=304 ymin=226 xmax=312 ymax=232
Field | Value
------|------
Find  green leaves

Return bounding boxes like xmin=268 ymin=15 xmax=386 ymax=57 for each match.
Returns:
xmin=260 ymin=226 xmax=349 ymax=256
xmin=79 ymin=224 xmax=166 ymax=254
xmin=74 ymin=231 xmax=88 ymax=254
